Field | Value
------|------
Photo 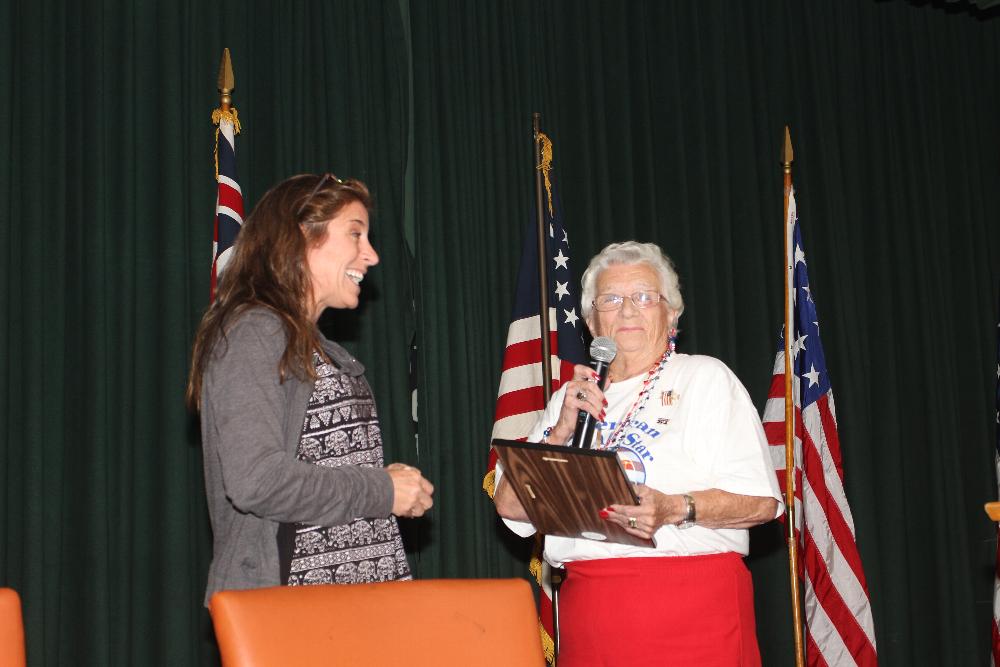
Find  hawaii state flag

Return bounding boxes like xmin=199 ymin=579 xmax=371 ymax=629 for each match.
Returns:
xmin=210 ymin=106 xmax=243 ymax=299
xmin=761 ymin=189 xmax=878 ymax=666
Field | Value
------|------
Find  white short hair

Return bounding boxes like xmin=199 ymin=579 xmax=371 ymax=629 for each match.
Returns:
xmin=580 ymin=241 xmax=684 ymax=322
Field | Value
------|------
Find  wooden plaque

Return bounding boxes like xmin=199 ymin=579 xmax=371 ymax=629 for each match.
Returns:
xmin=493 ymin=439 xmax=655 ymax=548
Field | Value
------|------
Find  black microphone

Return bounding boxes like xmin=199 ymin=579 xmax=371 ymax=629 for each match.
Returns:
xmin=571 ymin=336 xmax=617 ymax=449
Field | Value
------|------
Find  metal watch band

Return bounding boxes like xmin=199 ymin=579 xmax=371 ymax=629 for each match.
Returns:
xmin=678 ymin=493 xmax=696 ymax=529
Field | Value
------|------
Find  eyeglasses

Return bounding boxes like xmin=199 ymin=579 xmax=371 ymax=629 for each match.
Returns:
xmin=296 ymin=172 xmax=345 ymax=217
xmin=592 ymin=291 xmax=665 ymax=312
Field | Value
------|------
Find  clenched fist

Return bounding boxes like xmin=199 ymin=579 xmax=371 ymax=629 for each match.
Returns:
xmin=385 ymin=463 xmax=434 ymax=518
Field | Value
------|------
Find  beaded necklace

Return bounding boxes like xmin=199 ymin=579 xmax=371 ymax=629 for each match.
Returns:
xmin=601 ymin=348 xmax=673 ymax=451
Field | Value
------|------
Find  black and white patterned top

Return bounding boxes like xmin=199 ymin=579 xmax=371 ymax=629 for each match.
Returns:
xmin=278 ymin=354 xmax=411 ymax=585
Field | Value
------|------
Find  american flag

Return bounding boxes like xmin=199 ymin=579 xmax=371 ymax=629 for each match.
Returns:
xmin=485 ymin=175 xmax=586 ymax=480
xmin=761 ymin=189 xmax=878 ymax=666
xmin=992 ymin=293 xmax=1000 ymax=664
xmin=484 ymin=141 xmax=586 ymax=664
xmin=210 ymin=109 xmax=243 ymax=299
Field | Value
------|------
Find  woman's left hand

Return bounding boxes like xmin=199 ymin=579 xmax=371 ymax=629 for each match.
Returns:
xmin=604 ymin=485 xmax=685 ymax=540
xmin=386 ymin=463 xmax=435 ymax=518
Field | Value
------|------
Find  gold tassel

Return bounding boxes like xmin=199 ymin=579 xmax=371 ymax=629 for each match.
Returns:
xmin=211 ymin=107 xmax=241 ymax=181
xmin=211 ymin=106 xmax=242 ymax=133
xmin=529 ymin=552 xmax=543 ymax=584
xmin=536 ymin=131 xmax=555 ymax=218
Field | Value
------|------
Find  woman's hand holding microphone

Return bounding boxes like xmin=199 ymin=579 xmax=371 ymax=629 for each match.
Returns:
xmin=546 ymin=364 xmax=608 ymax=445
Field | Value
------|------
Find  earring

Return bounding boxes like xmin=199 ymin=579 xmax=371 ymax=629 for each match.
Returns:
xmin=667 ymin=325 xmax=678 ymax=355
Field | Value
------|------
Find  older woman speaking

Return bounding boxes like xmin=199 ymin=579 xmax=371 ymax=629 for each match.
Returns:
xmin=494 ymin=241 xmax=782 ymax=666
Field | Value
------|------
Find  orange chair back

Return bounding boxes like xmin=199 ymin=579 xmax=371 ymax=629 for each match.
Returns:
xmin=209 ymin=578 xmax=545 ymax=667
xmin=0 ymin=588 xmax=26 ymax=667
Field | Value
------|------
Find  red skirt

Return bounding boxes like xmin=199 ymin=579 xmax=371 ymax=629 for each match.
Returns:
xmin=557 ymin=553 xmax=761 ymax=667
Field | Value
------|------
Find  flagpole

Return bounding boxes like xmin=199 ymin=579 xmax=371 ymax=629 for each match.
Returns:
xmin=532 ymin=114 xmax=562 ymax=662
xmin=533 ymin=113 xmax=553 ymax=402
xmin=782 ymin=126 xmax=807 ymax=667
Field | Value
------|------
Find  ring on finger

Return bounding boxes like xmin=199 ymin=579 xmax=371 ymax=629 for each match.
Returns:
xmin=576 ymin=390 xmax=588 ymax=401
xmin=628 ymin=516 xmax=637 ymax=529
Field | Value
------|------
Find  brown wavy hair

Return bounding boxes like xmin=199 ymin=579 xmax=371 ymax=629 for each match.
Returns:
xmin=186 ymin=173 xmax=372 ymax=411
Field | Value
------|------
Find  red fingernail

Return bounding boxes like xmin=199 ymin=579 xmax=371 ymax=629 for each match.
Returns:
xmin=598 ymin=510 xmax=609 ymax=519
xmin=599 ymin=410 xmax=606 ymax=421
xmin=603 ymin=399 xmax=608 ymax=407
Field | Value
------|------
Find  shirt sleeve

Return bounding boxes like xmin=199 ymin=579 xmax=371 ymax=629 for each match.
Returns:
xmin=682 ymin=359 xmax=784 ymax=516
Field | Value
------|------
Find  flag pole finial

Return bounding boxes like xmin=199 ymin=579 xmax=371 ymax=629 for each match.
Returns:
xmin=212 ymin=48 xmax=240 ymax=145
xmin=781 ymin=126 xmax=794 ymax=171
xmin=217 ymin=48 xmax=235 ymax=111
xmin=212 ymin=49 xmax=240 ymax=187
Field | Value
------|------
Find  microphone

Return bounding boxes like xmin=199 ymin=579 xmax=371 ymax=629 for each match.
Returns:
xmin=571 ymin=336 xmax=617 ymax=449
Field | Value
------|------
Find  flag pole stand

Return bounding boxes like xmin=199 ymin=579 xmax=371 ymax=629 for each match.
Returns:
xmin=781 ymin=126 xmax=807 ymax=667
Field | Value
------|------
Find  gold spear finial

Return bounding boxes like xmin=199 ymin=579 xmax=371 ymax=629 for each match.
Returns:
xmin=212 ymin=49 xmax=240 ymax=179
xmin=217 ymin=48 xmax=235 ymax=111
xmin=781 ymin=125 xmax=794 ymax=172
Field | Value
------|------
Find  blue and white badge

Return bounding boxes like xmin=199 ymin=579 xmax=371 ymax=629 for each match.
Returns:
xmin=615 ymin=446 xmax=647 ymax=485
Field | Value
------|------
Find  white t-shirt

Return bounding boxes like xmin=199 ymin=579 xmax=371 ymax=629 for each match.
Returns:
xmin=498 ymin=353 xmax=784 ymax=567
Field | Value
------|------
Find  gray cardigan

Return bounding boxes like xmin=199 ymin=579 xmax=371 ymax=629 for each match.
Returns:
xmin=200 ymin=307 xmax=394 ymax=604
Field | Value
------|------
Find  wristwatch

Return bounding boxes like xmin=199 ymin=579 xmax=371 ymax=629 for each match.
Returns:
xmin=677 ymin=493 xmax=696 ymax=529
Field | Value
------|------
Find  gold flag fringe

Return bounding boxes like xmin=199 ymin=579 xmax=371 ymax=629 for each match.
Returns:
xmin=529 ymin=551 xmax=543 ymax=583
xmin=536 ymin=131 xmax=554 ymax=218
xmin=482 ymin=468 xmax=496 ymax=498
xmin=487 ymin=475 xmax=556 ymax=664
xmin=539 ymin=619 xmax=556 ymax=664
xmin=211 ymin=107 xmax=241 ymax=181
xmin=530 ymin=537 xmax=557 ymax=665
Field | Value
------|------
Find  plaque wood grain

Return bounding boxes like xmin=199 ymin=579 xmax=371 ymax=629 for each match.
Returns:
xmin=493 ymin=439 xmax=655 ymax=548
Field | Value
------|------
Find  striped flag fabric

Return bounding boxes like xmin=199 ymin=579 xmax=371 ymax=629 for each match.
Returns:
xmin=484 ymin=164 xmax=586 ymax=485
xmin=483 ymin=137 xmax=586 ymax=664
xmin=992 ymin=294 xmax=1000 ymax=664
xmin=761 ymin=189 xmax=878 ymax=666
xmin=210 ymin=109 xmax=243 ymax=299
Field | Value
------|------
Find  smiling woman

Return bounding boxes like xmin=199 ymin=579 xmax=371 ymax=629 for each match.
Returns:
xmin=186 ymin=174 xmax=433 ymax=603
xmin=304 ymin=200 xmax=380 ymax=315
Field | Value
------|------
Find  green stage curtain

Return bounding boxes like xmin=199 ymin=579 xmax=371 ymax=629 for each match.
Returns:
xmin=0 ymin=1 xmax=409 ymax=665
xmin=407 ymin=1 xmax=1000 ymax=664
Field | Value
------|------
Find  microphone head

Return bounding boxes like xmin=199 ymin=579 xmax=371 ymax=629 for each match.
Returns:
xmin=590 ymin=336 xmax=617 ymax=364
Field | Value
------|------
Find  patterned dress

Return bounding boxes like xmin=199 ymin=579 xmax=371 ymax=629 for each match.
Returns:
xmin=278 ymin=354 xmax=411 ymax=585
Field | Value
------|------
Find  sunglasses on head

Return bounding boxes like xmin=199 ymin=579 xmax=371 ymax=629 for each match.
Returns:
xmin=297 ymin=173 xmax=345 ymax=217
